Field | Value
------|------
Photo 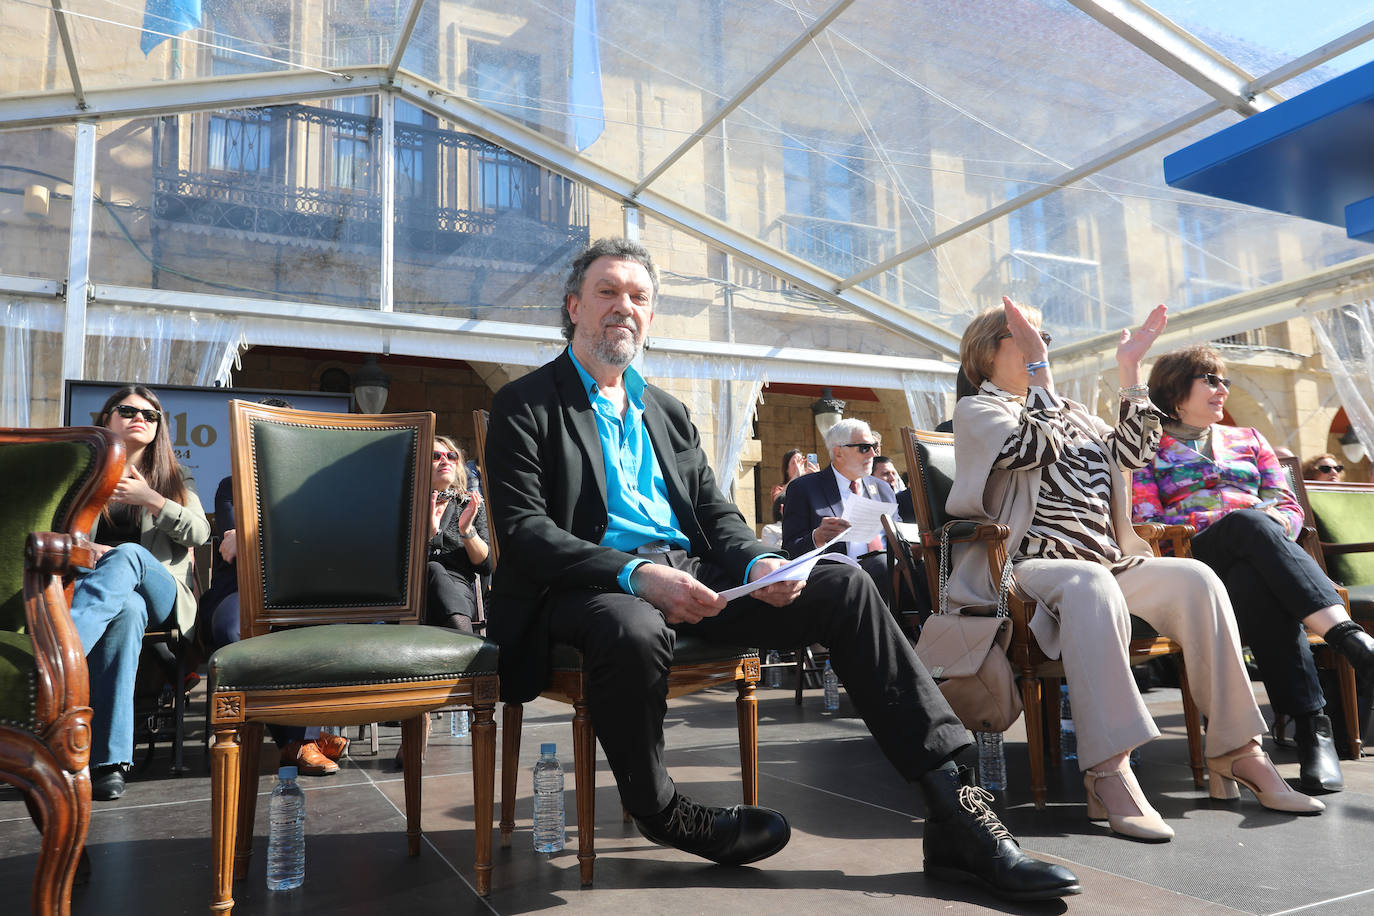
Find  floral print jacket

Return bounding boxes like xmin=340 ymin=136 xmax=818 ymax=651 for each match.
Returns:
xmin=1130 ymin=424 xmax=1302 ymax=541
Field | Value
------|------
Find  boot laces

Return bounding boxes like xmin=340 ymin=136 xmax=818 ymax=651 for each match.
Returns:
xmin=958 ymin=785 xmax=1014 ymax=843
xmin=663 ymin=794 xmax=718 ymax=842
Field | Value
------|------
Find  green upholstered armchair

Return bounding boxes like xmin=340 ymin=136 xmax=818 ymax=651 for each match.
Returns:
xmin=207 ymin=402 xmax=499 ymax=914
xmin=472 ymin=409 xmax=760 ymax=888
xmin=0 ymin=426 xmax=124 ymax=916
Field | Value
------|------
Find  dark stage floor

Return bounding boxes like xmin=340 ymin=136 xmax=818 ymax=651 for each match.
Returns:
xmin=3 ymin=680 xmax=1372 ymax=915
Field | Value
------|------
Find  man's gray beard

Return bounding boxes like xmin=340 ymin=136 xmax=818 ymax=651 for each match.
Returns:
xmin=592 ymin=333 xmax=642 ymax=369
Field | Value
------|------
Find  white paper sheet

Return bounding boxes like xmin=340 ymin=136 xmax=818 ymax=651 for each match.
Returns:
xmin=839 ymin=494 xmax=898 ymax=544
xmin=718 ymin=534 xmax=859 ymax=602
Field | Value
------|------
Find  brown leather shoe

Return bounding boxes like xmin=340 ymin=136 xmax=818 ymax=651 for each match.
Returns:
xmin=281 ymin=740 xmax=338 ymax=776
xmin=316 ymin=733 xmax=350 ymax=762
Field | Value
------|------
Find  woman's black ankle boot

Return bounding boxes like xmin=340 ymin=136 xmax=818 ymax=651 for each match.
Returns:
xmin=1292 ymin=713 xmax=1343 ymax=793
xmin=1324 ymin=620 xmax=1374 ymax=681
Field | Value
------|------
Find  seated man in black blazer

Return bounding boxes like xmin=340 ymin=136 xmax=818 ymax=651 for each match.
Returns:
xmin=781 ymin=421 xmax=896 ymax=606
xmin=483 ymin=237 xmax=1078 ymax=902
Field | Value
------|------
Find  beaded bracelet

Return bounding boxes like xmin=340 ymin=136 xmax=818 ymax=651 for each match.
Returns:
xmin=1119 ymin=384 xmax=1149 ymax=398
xmin=1025 ymin=360 xmax=1049 ymax=373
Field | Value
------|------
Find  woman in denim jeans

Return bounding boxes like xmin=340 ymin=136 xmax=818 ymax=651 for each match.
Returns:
xmin=71 ymin=385 xmax=209 ymax=800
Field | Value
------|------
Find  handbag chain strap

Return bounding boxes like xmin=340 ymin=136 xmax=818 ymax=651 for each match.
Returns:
xmin=939 ymin=523 xmax=1014 ymax=619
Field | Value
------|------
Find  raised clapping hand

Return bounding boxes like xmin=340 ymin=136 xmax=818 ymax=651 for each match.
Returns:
xmin=1001 ymin=296 xmax=1049 ymax=363
xmin=1116 ymin=303 xmax=1169 ymax=377
xmin=457 ymin=489 xmax=483 ymax=538
xmin=628 ymin=563 xmax=726 ymax=625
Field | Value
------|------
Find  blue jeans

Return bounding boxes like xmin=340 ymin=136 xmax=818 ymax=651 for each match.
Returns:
xmin=72 ymin=543 xmax=178 ymax=768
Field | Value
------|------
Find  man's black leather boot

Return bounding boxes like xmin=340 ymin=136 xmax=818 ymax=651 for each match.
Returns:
xmin=920 ymin=763 xmax=1081 ymax=901
xmin=1294 ymin=713 xmax=1344 ymax=793
xmin=634 ymin=793 xmax=791 ymax=865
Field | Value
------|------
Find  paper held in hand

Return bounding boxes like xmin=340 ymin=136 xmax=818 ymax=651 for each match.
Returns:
xmin=837 ymin=493 xmax=898 ymax=544
xmin=717 ymin=533 xmax=859 ymax=602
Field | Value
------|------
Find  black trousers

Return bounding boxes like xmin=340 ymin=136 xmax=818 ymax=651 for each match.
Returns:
xmin=426 ymin=562 xmax=477 ymax=634
xmin=546 ymin=553 xmax=969 ymax=815
xmin=1189 ymin=509 xmax=1343 ymax=717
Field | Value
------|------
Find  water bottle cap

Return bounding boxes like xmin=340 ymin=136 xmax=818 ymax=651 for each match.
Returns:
xmin=540 ymin=743 xmax=556 ymax=755
xmin=278 ymin=765 xmax=298 ymax=779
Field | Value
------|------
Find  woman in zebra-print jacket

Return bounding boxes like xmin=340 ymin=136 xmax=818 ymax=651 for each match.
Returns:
xmin=942 ymin=298 xmax=1321 ymax=843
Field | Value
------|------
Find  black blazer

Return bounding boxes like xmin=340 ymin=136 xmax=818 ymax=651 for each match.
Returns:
xmin=780 ymin=468 xmax=896 ymax=560
xmin=485 ymin=349 xmax=768 ymax=702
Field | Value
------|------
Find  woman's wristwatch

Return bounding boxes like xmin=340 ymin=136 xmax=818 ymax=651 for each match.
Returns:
xmin=458 ymin=529 xmax=479 ymax=540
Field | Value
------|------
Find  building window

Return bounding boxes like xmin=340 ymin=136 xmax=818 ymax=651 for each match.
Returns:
xmin=207 ymin=111 xmax=273 ymax=175
xmin=468 ymin=42 xmax=540 ymax=126
xmin=780 ymin=139 xmax=883 ymax=281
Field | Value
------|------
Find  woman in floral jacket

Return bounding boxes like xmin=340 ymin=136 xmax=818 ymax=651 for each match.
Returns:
xmin=1132 ymin=345 xmax=1374 ymax=795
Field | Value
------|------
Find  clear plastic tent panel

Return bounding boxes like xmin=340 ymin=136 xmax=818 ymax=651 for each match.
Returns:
xmin=655 ymin=0 xmax=1222 ymax=316
xmin=0 ymin=126 xmax=76 ymax=282
xmin=89 ymin=102 xmax=383 ymax=308
xmin=0 ymin=3 xmax=73 ymax=96
xmin=401 ymin=0 xmax=811 ymax=175
xmin=57 ymin=0 xmax=418 ymax=89
xmin=393 ymin=106 xmax=611 ymax=323
xmin=1148 ymin=1 xmax=1374 ymax=95
xmin=634 ymin=210 xmax=935 ymax=357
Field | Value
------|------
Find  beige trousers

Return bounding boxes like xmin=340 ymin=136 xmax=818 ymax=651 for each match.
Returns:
xmin=1014 ymin=556 xmax=1266 ymax=770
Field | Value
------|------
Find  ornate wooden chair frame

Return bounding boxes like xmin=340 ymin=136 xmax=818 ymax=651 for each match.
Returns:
xmin=1 ymin=426 xmax=123 ymax=916
xmin=473 ymin=409 xmax=758 ymax=887
xmin=899 ymin=427 xmax=1204 ymax=808
xmin=207 ymin=403 xmax=499 ymax=914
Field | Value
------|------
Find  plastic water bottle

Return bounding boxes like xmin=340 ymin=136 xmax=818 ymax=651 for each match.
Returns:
xmin=822 ymin=660 xmax=840 ymax=711
xmin=449 ymin=709 xmax=469 ymax=738
xmin=975 ymin=731 xmax=1007 ymax=791
xmin=532 ymin=743 xmax=565 ymax=854
xmin=266 ymin=766 xmax=305 ymax=891
xmin=765 ymin=649 xmax=783 ymax=688
xmin=1059 ymin=685 xmax=1077 ymax=763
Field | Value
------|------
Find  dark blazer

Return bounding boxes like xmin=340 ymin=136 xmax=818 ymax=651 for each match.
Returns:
xmin=780 ymin=468 xmax=896 ymax=560
xmin=485 ymin=349 xmax=769 ymax=702
xmin=896 ymin=489 xmax=916 ymax=525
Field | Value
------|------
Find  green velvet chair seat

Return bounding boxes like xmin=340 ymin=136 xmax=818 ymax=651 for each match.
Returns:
xmin=0 ymin=631 xmax=36 ymax=727
xmin=549 ymin=635 xmax=755 ymax=672
xmin=209 ymin=624 xmax=498 ymax=691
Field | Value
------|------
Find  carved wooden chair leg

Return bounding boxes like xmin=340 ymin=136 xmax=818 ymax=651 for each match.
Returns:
xmin=472 ymin=699 xmax=497 ymax=896
xmin=210 ymin=725 xmax=242 ymax=915
xmin=1043 ymin=675 xmax=1063 ymax=766
xmin=736 ymin=672 xmax=759 ymax=805
xmin=1172 ymin=658 xmax=1205 ymax=787
xmin=231 ymin=723 xmax=264 ymax=881
xmin=400 ymin=715 xmax=425 ymax=856
xmin=572 ymin=695 xmax=596 ymax=887
xmin=27 ymin=756 xmax=87 ymax=916
xmin=1020 ymin=675 xmax=1048 ymax=809
xmin=1336 ymin=654 xmax=1362 ymax=759
xmin=499 ymin=702 xmax=523 ymax=848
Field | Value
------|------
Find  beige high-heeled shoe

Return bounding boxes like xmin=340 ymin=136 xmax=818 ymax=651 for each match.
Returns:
xmin=1206 ymin=746 xmax=1324 ymax=814
xmin=1084 ymin=766 xmax=1174 ymax=842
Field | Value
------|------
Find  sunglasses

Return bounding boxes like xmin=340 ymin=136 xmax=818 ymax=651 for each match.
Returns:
xmin=1195 ymin=373 xmax=1231 ymax=390
xmin=432 ymin=450 xmax=460 ymax=462
xmin=112 ymin=404 xmax=162 ymax=423
xmin=840 ymin=442 xmax=878 ymax=454
xmin=998 ymin=331 xmax=1053 ymax=345
xmin=1316 ymin=464 xmax=1344 ymax=474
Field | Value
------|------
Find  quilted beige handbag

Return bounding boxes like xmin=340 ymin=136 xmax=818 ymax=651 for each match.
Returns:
xmin=913 ymin=525 xmax=1024 ymax=732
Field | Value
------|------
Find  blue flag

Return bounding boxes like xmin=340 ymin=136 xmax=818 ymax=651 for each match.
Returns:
xmin=569 ymin=0 xmax=604 ymax=151
xmin=141 ymin=0 xmax=203 ymax=56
